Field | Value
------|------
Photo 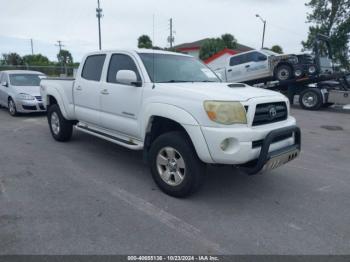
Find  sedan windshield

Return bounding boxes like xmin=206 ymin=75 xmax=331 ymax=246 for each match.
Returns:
xmin=9 ymin=74 xmax=43 ymax=86
xmin=139 ymin=53 xmax=220 ymax=83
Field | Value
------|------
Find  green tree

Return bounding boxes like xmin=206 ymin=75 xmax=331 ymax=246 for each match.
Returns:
xmin=1 ymin=53 xmax=24 ymax=65
xmin=302 ymin=0 xmax=350 ymax=68
xmin=221 ymin=33 xmax=238 ymax=49
xmin=199 ymin=33 xmax=237 ymax=61
xmin=271 ymin=45 xmax=283 ymax=54
xmin=138 ymin=35 xmax=153 ymax=49
xmin=57 ymin=49 xmax=73 ymax=65
xmin=23 ymin=54 xmax=50 ymax=65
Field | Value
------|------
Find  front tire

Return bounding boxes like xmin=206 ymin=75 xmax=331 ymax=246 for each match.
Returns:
xmin=299 ymin=88 xmax=323 ymax=110
xmin=275 ymin=65 xmax=293 ymax=81
xmin=149 ymin=131 xmax=205 ymax=198
xmin=47 ymin=104 xmax=73 ymax=142
xmin=8 ymin=98 xmax=18 ymax=116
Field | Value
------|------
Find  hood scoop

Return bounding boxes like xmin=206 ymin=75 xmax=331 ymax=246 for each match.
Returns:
xmin=227 ymin=83 xmax=246 ymax=88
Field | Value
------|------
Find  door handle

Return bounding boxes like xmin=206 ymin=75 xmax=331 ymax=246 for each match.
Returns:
xmin=76 ymin=86 xmax=82 ymax=91
xmin=228 ymin=69 xmax=232 ymax=72
xmin=245 ymin=65 xmax=250 ymax=68
xmin=101 ymin=89 xmax=109 ymax=95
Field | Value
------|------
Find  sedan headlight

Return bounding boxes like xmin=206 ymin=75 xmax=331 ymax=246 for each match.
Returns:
xmin=204 ymin=101 xmax=247 ymax=125
xmin=17 ymin=93 xmax=35 ymax=101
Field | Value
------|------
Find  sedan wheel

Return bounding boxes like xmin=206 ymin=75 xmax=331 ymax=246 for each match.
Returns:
xmin=8 ymin=99 xmax=17 ymax=116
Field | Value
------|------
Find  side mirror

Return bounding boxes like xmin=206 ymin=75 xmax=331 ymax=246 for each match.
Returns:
xmin=1 ymin=81 xmax=8 ymax=87
xmin=116 ymin=70 xmax=141 ymax=87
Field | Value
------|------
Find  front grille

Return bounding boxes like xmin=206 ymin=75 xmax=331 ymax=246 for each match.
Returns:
xmin=253 ymin=102 xmax=287 ymax=126
xmin=35 ymin=96 xmax=42 ymax=101
xmin=22 ymin=105 xmax=37 ymax=111
xmin=252 ymin=133 xmax=293 ymax=148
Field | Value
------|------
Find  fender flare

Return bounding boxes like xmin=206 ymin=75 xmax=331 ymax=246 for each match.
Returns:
xmin=142 ymin=103 xmax=214 ymax=163
xmin=44 ymin=87 xmax=72 ymax=119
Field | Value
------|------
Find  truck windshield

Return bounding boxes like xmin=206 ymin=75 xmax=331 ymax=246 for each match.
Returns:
xmin=9 ymin=74 xmax=43 ymax=86
xmin=139 ymin=53 xmax=220 ymax=83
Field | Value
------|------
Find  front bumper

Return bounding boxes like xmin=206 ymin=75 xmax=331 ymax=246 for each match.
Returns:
xmin=293 ymin=64 xmax=318 ymax=78
xmin=240 ymin=125 xmax=301 ymax=175
xmin=201 ymin=117 xmax=297 ymax=165
xmin=15 ymin=99 xmax=46 ymax=113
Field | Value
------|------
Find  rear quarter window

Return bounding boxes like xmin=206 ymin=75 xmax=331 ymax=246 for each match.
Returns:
xmin=82 ymin=54 xmax=106 ymax=81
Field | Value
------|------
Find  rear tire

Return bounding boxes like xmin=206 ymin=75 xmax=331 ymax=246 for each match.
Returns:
xmin=299 ymin=88 xmax=323 ymax=110
xmin=275 ymin=65 xmax=293 ymax=81
xmin=47 ymin=104 xmax=73 ymax=142
xmin=149 ymin=131 xmax=205 ymax=198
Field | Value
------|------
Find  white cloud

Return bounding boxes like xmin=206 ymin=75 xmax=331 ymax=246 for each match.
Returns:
xmin=0 ymin=0 xmax=310 ymax=61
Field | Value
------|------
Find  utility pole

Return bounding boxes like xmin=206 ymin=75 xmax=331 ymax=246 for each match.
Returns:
xmin=55 ymin=40 xmax=65 ymax=75
xmin=55 ymin=40 xmax=64 ymax=53
xmin=168 ymin=18 xmax=175 ymax=48
xmin=256 ymin=14 xmax=266 ymax=49
xmin=96 ymin=0 xmax=103 ymax=50
xmin=30 ymin=39 xmax=34 ymax=55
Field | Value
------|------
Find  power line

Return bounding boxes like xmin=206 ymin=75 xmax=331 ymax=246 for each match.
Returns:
xmin=96 ymin=0 xmax=103 ymax=50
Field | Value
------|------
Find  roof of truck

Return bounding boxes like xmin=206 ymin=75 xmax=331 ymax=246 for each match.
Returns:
xmin=85 ymin=49 xmax=190 ymax=57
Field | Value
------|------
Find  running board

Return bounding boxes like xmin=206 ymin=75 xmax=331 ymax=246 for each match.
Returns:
xmin=75 ymin=124 xmax=143 ymax=150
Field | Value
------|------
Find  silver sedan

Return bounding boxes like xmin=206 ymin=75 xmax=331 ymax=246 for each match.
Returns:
xmin=0 ymin=70 xmax=46 ymax=116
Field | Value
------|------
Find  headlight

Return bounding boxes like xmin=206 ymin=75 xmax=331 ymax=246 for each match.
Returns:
xmin=204 ymin=101 xmax=247 ymax=125
xmin=17 ymin=93 xmax=35 ymax=100
xmin=308 ymin=65 xmax=316 ymax=74
xmin=294 ymin=69 xmax=303 ymax=77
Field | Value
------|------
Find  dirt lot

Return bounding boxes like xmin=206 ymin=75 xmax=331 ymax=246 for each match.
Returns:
xmin=0 ymin=106 xmax=349 ymax=255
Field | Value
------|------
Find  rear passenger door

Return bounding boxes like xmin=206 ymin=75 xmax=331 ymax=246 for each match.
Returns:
xmin=100 ymin=53 xmax=144 ymax=139
xmin=74 ymin=54 xmax=106 ymax=125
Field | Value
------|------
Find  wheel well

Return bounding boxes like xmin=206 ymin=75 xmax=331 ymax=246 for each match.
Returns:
xmin=144 ymin=116 xmax=190 ymax=151
xmin=48 ymin=96 xmax=58 ymax=106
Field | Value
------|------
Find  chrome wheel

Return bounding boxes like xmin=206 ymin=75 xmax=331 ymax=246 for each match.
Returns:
xmin=50 ymin=112 xmax=60 ymax=135
xmin=156 ymin=147 xmax=186 ymax=186
xmin=277 ymin=68 xmax=290 ymax=81
xmin=8 ymin=100 xmax=16 ymax=115
xmin=302 ymin=91 xmax=318 ymax=108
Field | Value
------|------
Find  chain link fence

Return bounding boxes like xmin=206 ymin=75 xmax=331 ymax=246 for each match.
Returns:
xmin=0 ymin=65 xmax=78 ymax=77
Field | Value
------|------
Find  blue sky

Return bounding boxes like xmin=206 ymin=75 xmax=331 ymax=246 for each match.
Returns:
xmin=0 ymin=0 xmax=310 ymax=63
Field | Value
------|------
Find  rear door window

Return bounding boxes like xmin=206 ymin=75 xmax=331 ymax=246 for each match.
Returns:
xmin=81 ymin=55 xmax=106 ymax=81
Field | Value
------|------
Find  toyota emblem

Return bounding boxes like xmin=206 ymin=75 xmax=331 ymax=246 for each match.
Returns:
xmin=269 ymin=107 xmax=277 ymax=119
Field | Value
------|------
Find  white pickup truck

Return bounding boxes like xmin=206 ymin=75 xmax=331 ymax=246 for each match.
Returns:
xmin=215 ymin=49 xmax=317 ymax=84
xmin=40 ymin=49 xmax=301 ymax=197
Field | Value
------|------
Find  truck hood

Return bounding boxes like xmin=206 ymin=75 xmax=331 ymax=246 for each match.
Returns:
xmin=13 ymin=85 xmax=41 ymax=96
xmin=156 ymin=82 xmax=284 ymax=102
